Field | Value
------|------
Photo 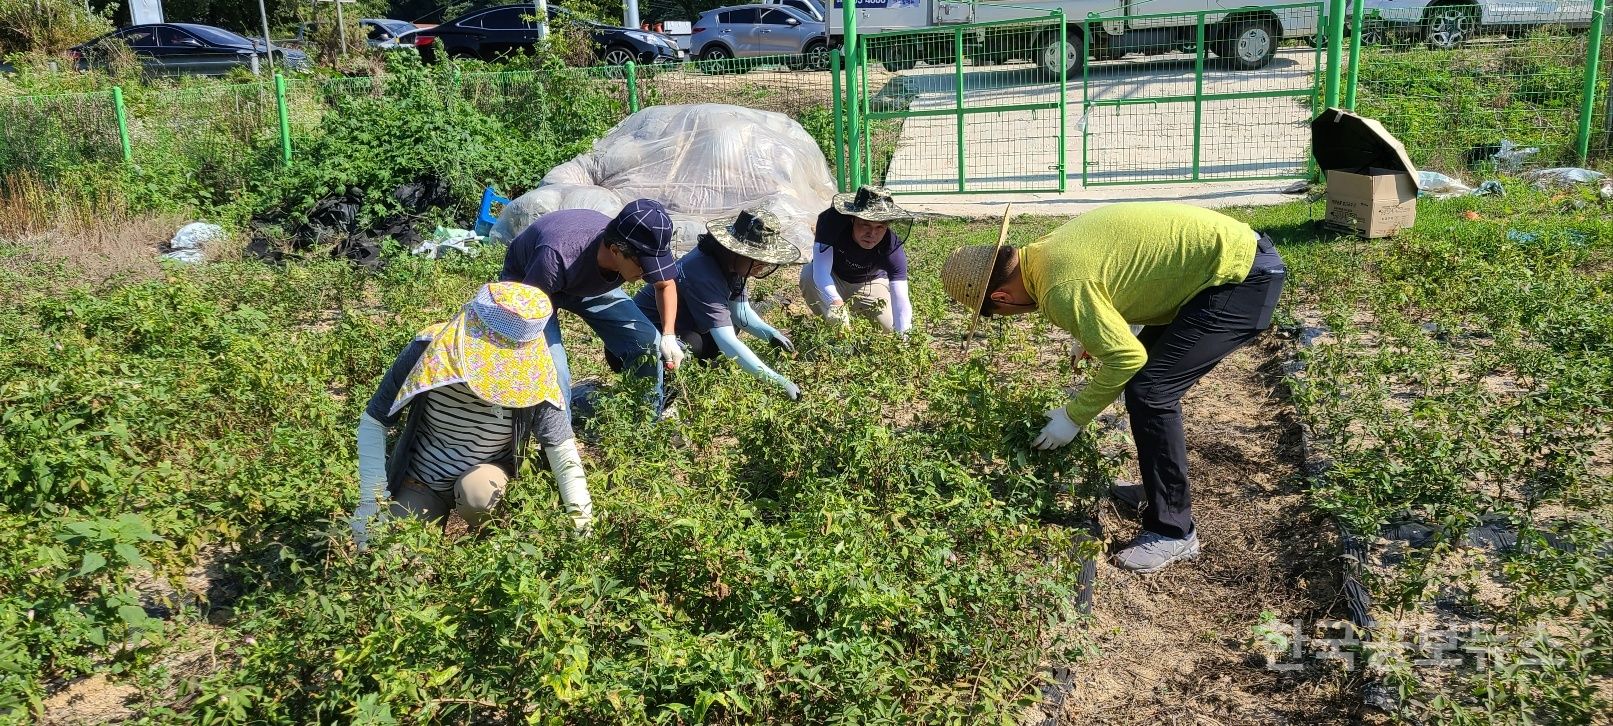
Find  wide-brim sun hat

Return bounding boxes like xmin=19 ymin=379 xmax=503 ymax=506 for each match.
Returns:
xmin=832 ymin=184 xmax=913 ymax=223
xmin=391 ymin=282 xmax=564 ymax=413
xmin=940 ymin=205 xmax=1013 ymax=348
xmin=707 ymin=208 xmax=805 ymax=266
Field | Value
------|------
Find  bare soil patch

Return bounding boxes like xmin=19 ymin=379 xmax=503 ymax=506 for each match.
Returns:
xmin=1052 ymin=337 xmax=1376 ymax=725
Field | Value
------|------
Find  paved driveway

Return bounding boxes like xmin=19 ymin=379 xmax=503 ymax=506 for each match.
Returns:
xmin=873 ymin=47 xmax=1320 ymax=193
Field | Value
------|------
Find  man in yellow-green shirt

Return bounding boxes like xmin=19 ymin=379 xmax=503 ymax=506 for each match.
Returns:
xmin=941 ymin=202 xmax=1286 ymax=574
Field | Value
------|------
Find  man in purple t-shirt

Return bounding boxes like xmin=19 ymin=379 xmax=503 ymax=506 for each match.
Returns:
xmin=499 ymin=200 xmax=682 ymax=415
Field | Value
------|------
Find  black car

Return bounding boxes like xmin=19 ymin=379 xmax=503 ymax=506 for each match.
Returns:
xmin=414 ymin=4 xmax=680 ymax=65
xmin=71 ymin=23 xmax=311 ymax=76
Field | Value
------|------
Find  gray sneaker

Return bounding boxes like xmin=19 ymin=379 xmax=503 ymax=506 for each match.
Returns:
xmin=1109 ymin=480 xmax=1145 ymax=517
xmin=1112 ymin=530 xmax=1201 ymax=573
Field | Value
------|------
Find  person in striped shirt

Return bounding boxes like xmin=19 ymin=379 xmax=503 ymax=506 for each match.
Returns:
xmin=349 ymin=282 xmax=594 ymax=548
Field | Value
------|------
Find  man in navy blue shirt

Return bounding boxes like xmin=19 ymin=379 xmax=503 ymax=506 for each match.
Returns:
xmin=500 ymin=200 xmax=682 ymax=415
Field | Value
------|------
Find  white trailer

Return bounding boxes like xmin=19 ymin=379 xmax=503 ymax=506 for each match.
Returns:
xmin=828 ymin=0 xmax=1321 ymax=75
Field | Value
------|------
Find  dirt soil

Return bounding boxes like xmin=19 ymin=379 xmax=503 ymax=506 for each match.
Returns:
xmin=39 ymin=674 xmax=138 ymax=726
xmin=1048 ymin=337 xmax=1379 ymax=725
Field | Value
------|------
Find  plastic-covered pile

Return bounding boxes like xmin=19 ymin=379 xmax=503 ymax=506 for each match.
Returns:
xmin=489 ymin=104 xmax=837 ymax=256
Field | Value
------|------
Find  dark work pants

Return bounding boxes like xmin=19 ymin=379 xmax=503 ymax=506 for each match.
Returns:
xmin=1126 ymin=235 xmax=1286 ymax=540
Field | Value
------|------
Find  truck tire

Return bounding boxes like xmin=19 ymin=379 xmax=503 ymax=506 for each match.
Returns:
xmin=1036 ymin=32 xmax=1083 ymax=81
xmin=1217 ymin=19 xmax=1277 ymax=70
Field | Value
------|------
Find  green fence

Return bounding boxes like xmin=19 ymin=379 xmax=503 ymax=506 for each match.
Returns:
xmin=0 ymin=59 xmax=840 ymax=201
xmin=1343 ymin=0 xmax=1610 ymax=172
xmin=2 ymin=1 xmax=1609 ymax=202
xmin=1080 ymin=2 xmax=1324 ymax=185
xmin=847 ymin=14 xmax=1071 ymax=194
xmin=0 ymin=90 xmax=125 ymax=180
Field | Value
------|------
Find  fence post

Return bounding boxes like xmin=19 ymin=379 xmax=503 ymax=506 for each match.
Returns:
xmin=112 ymin=86 xmax=132 ymax=163
xmin=1576 ymin=0 xmax=1606 ymax=163
xmin=1324 ymin=0 xmax=1345 ymax=108
xmin=831 ymin=49 xmax=846 ymax=192
xmin=954 ymin=27 xmax=965 ymax=192
xmin=625 ymin=61 xmax=640 ymax=113
xmin=1057 ymin=13 xmax=1067 ymax=193
xmin=1192 ymin=13 xmax=1206 ymax=181
xmin=860 ymin=46 xmax=872 ymax=186
xmin=1346 ymin=0 xmax=1364 ymax=110
xmin=274 ymin=73 xmax=292 ymax=164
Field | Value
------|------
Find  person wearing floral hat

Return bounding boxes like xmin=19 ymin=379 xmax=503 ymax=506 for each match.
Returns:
xmin=631 ymin=208 xmax=805 ymax=400
xmin=349 ymin=282 xmax=594 ymax=548
xmin=939 ymin=202 xmax=1286 ymax=574
xmin=800 ymin=185 xmax=915 ymax=334
xmin=500 ymin=199 xmax=683 ymax=416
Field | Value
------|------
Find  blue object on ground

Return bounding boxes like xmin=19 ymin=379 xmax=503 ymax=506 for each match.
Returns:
xmin=476 ymin=187 xmax=512 ymax=238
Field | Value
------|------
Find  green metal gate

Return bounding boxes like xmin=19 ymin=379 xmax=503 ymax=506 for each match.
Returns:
xmin=1079 ymin=2 xmax=1325 ymax=186
xmin=834 ymin=13 xmax=1070 ymax=194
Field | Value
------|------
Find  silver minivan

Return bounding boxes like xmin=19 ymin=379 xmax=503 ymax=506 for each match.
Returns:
xmin=690 ymin=4 xmax=828 ymax=68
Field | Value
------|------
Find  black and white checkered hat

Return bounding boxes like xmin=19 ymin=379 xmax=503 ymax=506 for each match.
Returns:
xmin=610 ymin=199 xmax=677 ymax=284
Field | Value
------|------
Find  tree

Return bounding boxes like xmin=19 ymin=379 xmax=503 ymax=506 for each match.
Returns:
xmin=0 ymin=0 xmax=116 ymax=55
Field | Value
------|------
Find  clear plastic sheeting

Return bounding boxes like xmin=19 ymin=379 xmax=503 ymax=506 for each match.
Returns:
xmin=489 ymin=104 xmax=836 ymax=256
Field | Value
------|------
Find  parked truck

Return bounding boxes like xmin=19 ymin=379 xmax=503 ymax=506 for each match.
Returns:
xmin=828 ymin=0 xmax=1322 ymax=76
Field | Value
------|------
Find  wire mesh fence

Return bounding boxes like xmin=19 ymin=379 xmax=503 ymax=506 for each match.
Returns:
xmin=1080 ymin=3 xmax=1323 ymax=185
xmin=637 ymin=54 xmax=836 ymax=120
xmin=127 ymin=82 xmax=282 ymax=196
xmin=1350 ymin=7 xmax=1607 ymax=173
xmin=855 ymin=17 xmax=1068 ymax=194
xmin=0 ymin=91 xmax=123 ymax=181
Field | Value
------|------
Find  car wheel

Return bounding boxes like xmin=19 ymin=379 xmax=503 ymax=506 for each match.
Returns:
xmin=1222 ymin=19 xmax=1277 ymax=70
xmin=447 ymin=46 xmax=478 ymax=60
xmin=698 ymin=45 xmax=734 ymax=75
xmin=602 ymin=45 xmax=637 ymax=66
xmin=800 ymin=40 xmax=829 ymax=71
xmin=1036 ymin=31 xmax=1082 ymax=81
xmin=1424 ymin=3 xmax=1478 ymax=49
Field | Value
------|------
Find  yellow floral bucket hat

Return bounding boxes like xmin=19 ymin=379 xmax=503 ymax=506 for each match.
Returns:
xmin=390 ymin=282 xmax=563 ymax=415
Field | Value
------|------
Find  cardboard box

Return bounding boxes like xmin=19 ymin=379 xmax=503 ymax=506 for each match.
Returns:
xmin=1311 ymin=109 xmax=1421 ymax=238
xmin=1324 ymin=167 xmax=1417 ymax=238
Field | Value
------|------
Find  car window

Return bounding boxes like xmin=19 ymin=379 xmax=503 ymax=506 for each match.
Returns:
xmin=366 ymin=23 xmax=389 ymax=40
xmin=758 ymin=8 xmax=795 ymax=24
xmin=115 ymin=27 xmax=159 ymax=48
xmin=381 ymin=20 xmax=415 ymax=36
xmin=183 ymin=25 xmax=253 ymax=46
xmin=724 ymin=8 xmax=759 ymax=23
xmin=158 ymin=27 xmax=205 ymax=47
xmin=783 ymin=0 xmax=815 ymax=17
xmin=478 ymin=7 xmax=539 ymax=29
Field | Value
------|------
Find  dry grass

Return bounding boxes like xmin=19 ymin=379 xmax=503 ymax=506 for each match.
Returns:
xmin=0 ymin=171 xmax=190 ymax=285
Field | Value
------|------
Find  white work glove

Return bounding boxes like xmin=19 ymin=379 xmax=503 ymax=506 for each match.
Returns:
xmin=1031 ymin=406 xmax=1080 ymax=450
xmin=826 ymin=301 xmax=851 ymax=328
xmin=782 ymin=379 xmax=802 ymax=401
xmin=658 ymin=334 xmax=685 ymax=371
xmin=547 ymin=439 xmax=594 ymax=538
xmin=349 ymin=499 xmax=380 ymax=550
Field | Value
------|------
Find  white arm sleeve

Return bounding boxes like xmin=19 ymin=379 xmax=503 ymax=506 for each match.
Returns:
xmin=351 ymin=413 xmax=391 ymax=548
xmin=811 ymin=245 xmax=841 ymax=306
xmin=889 ymin=279 xmax=913 ymax=334
xmin=356 ymin=413 xmax=390 ymax=502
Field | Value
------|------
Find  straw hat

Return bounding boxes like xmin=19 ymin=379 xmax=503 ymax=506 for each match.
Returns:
xmin=707 ymin=208 xmax=805 ymax=265
xmin=942 ymin=206 xmax=1013 ymax=346
xmin=391 ymin=282 xmax=563 ymax=414
xmin=832 ymin=185 xmax=913 ymax=223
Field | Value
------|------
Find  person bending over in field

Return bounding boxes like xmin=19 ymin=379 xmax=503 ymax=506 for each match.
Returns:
xmin=349 ymin=282 xmax=594 ymax=548
xmin=629 ymin=208 xmax=806 ymax=400
xmin=940 ymin=202 xmax=1286 ymax=574
xmin=500 ymin=199 xmax=683 ymax=417
xmin=799 ymin=185 xmax=915 ymax=335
